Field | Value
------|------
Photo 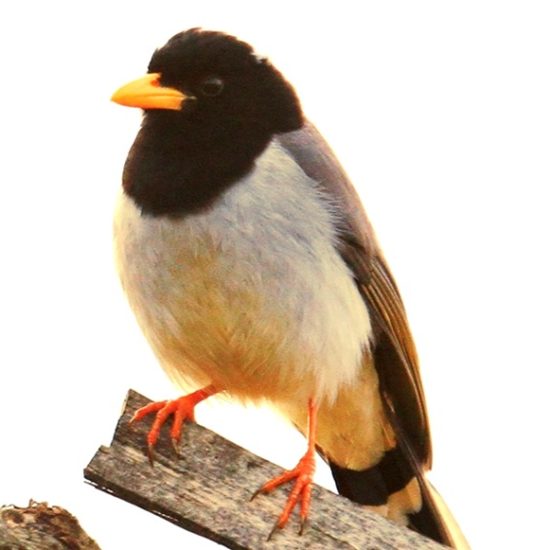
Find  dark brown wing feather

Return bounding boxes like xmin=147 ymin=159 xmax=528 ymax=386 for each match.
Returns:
xmin=363 ymin=257 xmax=432 ymax=467
xmin=277 ymin=121 xmax=432 ymax=467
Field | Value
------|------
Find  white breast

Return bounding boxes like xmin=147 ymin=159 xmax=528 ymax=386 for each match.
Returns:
xmin=113 ymin=140 xmax=372 ymax=407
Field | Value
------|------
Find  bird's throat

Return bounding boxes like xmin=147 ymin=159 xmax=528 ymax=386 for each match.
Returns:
xmin=123 ymin=117 xmax=272 ymax=217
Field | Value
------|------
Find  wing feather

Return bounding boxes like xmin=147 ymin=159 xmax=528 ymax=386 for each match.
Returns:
xmin=277 ymin=121 xmax=469 ymax=548
xmin=277 ymin=122 xmax=432 ymax=466
xmin=362 ymin=256 xmax=432 ymax=466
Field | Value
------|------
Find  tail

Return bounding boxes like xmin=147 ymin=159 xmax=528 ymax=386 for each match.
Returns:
xmin=329 ymin=441 xmax=469 ymax=549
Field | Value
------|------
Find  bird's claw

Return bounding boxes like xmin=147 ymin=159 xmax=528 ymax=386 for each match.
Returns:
xmin=267 ymin=519 xmax=282 ymax=541
xmin=252 ymin=451 xmax=316 ymax=540
xmin=147 ymin=444 xmax=157 ymax=466
xmin=129 ymin=392 xmax=206 ymax=463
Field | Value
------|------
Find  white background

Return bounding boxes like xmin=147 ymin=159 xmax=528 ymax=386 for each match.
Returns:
xmin=1 ymin=2 xmax=549 ymax=549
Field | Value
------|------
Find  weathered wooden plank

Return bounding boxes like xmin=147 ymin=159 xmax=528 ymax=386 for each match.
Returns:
xmin=0 ymin=501 xmax=100 ymax=549
xmin=84 ymin=390 xmax=447 ymax=549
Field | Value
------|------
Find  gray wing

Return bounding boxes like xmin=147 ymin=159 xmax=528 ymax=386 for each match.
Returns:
xmin=277 ymin=122 xmax=433 ymax=467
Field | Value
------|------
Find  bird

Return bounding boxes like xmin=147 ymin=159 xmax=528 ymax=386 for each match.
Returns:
xmin=111 ymin=28 xmax=469 ymax=548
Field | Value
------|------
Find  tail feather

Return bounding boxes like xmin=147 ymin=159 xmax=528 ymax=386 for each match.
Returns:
xmin=329 ymin=440 xmax=469 ymax=549
xmin=425 ymin=483 xmax=471 ymax=550
xmin=329 ymin=446 xmax=414 ymax=506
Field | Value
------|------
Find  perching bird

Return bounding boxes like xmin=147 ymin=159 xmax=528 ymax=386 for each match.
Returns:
xmin=111 ymin=28 xmax=468 ymax=548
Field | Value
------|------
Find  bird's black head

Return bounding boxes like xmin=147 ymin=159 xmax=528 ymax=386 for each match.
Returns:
xmin=147 ymin=29 xmax=303 ymax=136
xmin=112 ymin=29 xmax=304 ymax=216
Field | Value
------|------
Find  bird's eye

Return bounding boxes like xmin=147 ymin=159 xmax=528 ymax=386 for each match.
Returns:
xmin=200 ymin=76 xmax=224 ymax=97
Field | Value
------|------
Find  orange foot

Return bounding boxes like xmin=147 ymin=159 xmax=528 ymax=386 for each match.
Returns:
xmin=130 ymin=385 xmax=216 ymax=464
xmin=251 ymin=398 xmax=318 ymax=539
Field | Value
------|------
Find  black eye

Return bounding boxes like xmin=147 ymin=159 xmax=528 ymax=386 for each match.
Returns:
xmin=200 ymin=76 xmax=224 ymax=97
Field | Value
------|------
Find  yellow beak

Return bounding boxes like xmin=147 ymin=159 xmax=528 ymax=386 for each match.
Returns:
xmin=111 ymin=73 xmax=187 ymax=110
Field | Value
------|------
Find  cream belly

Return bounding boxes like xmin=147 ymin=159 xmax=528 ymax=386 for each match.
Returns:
xmin=114 ymin=141 xmax=373 ymax=422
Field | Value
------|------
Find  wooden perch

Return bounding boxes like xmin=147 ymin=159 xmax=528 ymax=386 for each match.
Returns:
xmin=0 ymin=500 xmax=100 ymax=549
xmin=84 ymin=390 xmax=447 ymax=549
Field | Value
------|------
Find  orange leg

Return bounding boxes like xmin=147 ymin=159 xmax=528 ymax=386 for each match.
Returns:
xmin=252 ymin=398 xmax=318 ymax=539
xmin=130 ymin=385 xmax=217 ymax=464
